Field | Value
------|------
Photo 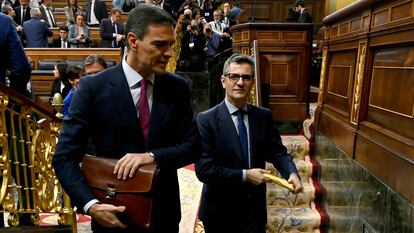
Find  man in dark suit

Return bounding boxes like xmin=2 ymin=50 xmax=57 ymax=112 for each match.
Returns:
xmin=13 ymin=0 xmax=31 ymax=26
xmin=23 ymin=8 xmax=53 ymax=47
xmin=99 ymin=8 xmax=125 ymax=48
xmin=84 ymin=0 xmax=108 ymax=27
xmin=195 ymin=54 xmax=303 ymax=233
xmin=39 ymin=0 xmax=56 ymax=27
xmin=52 ymin=5 xmax=201 ymax=233
xmin=49 ymin=25 xmax=69 ymax=48
xmin=295 ymin=0 xmax=312 ymax=23
xmin=0 ymin=12 xmax=31 ymax=95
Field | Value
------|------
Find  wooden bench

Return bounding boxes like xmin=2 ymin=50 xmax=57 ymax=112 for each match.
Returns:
xmin=26 ymin=48 xmax=122 ymax=110
xmin=52 ymin=0 xmax=113 ymax=11
xmin=50 ymin=13 xmax=128 ymax=47
xmin=49 ymin=26 xmax=102 ymax=47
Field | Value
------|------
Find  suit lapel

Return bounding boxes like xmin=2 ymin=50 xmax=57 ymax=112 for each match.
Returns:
xmin=108 ymin=64 xmax=140 ymax=128
xmin=147 ymin=74 xmax=171 ymax=147
xmin=217 ymin=101 xmax=246 ymax=165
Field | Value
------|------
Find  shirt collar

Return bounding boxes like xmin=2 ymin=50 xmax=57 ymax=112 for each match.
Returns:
xmin=122 ymin=57 xmax=155 ymax=88
xmin=224 ymin=98 xmax=247 ymax=115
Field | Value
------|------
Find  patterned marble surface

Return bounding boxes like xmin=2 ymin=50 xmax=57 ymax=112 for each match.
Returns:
xmin=315 ymin=133 xmax=414 ymax=233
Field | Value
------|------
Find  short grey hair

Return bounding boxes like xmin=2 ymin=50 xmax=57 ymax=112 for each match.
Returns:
xmin=222 ymin=53 xmax=255 ymax=77
xmin=83 ymin=55 xmax=107 ymax=69
xmin=30 ymin=8 xmax=41 ymax=18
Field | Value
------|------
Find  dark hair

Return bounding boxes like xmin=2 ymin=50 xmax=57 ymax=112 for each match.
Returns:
xmin=222 ymin=53 xmax=255 ymax=77
xmin=66 ymin=0 xmax=78 ymax=7
xmin=59 ymin=25 xmax=69 ymax=32
xmin=111 ymin=7 xmax=122 ymax=15
xmin=83 ymin=55 xmax=107 ymax=69
xmin=295 ymin=0 xmax=305 ymax=7
xmin=66 ymin=65 xmax=82 ymax=81
xmin=56 ymin=63 xmax=69 ymax=81
xmin=75 ymin=12 xmax=85 ymax=21
xmin=126 ymin=5 xmax=175 ymax=41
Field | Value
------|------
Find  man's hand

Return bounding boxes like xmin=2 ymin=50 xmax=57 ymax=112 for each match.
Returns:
xmin=114 ymin=153 xmax=154 ymax=180
xmin=246 ymin=168 xmax=270 ymax=185
xmin=88 ymin=203 xmax=127 ymax=229
xmin=288 ymin=173 xmax=303 ymax=194
xmin=116 ymin=34 xmax=124 ymax=42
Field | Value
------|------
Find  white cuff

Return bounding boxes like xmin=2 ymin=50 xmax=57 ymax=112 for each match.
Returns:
xmin=242 ymin=169 xmax=246 ymax=182
xmin=84 ymin=199 xmax=100 ymax=214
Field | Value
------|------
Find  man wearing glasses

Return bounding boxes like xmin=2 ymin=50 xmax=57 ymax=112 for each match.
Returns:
xmin=195 ymin=53 xmax=303 ymax=233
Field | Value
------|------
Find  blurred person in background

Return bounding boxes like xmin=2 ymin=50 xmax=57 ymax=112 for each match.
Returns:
xmin=64 ymin=0 xmax=83 ymax=25
xmin=13 ymin=0 xmax=31 ymax=27
xmin=50 ymin=63 xmax=71 ymax=99
xmin=23 ymin=8 xmax=53 ymax=47
xmin=0 ymin=12 xmax=31 ymax=96
xmin=49 ymin=25 xmax=70 ymax=48
xmin=39 ymin=0 xmax=57 ymax=27
xmin=68 ymin=13 xmax=93 ymax=47
xmin=61 ymin=65 xmax=82 ymax=116
xmin=99 ymin=8 xmax=125 ymax=48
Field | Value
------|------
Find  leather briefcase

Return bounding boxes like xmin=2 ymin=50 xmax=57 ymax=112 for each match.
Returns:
xmin=82 ymin=155 xmax=159 ymax=229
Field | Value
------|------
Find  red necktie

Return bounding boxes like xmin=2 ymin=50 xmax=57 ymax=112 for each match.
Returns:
xmin=139 ymin=78 xmax=150 ymax=141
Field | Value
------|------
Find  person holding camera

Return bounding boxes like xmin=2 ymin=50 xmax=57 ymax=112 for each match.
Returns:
xmin=178 ymin=19 xmax=206 ymax=71
xmin=68 ymin=13 xmax=93 ymax=47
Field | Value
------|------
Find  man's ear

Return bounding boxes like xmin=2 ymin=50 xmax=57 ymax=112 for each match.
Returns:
xmin=127 ymin=32 xmax=138 ymax=50
xmin=220 ymin=75 xmax=226 ymax=88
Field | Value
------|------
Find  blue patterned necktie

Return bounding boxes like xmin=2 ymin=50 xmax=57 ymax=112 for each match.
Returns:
xmin=236 ymin=110 xmax=249 ymax=167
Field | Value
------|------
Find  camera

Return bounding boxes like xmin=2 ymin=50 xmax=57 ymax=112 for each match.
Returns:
xmin=184 ymin=14 xmax=191 ymax=20
xmin=205 ymin=28 xmax=211 ymax=33
xmin=191 ymin=25 xmax=197 ymax=31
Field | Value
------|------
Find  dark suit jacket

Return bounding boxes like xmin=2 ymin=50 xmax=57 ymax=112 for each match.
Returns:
xmin=52 ymin=63 xmax=201 ymax=232
xmin=23 ymin=18 xmax=53 ymax=47
xmin=99 ymin=18 xmax=125 ymax=48
xmin=85 ymin=0 xmax=108 ymax=24
xmin=13 ymin=6 xmax=31 ymax=26
xmin=49 ymin=38 xmax=69 ymax=48
xmin=195 ymin=101 xmax=298 ymax=232
xmin=298 ymin=9 xmax=312 ymax=23
xmin=39 ymin=5 xmax=57 ymax=27
xmin=0 ymin=14 xmax=31 ymax=94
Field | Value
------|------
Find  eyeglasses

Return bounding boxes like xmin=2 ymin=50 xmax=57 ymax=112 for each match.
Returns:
xmin=224 ymin=73 xmax=254 ymax=82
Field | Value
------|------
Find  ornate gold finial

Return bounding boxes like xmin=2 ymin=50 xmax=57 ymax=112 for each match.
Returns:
xmin=51 ymin=93 xmax=64 ymax=119
xmin=318 ymin=47 xmax=328 ymax=107
xmin=351 ymin=42 xmax=367 ymax=124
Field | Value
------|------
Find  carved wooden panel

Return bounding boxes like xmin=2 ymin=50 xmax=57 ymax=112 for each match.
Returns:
xmin=259 ymin=48 xmax=308 ymax=120
xmin=366 ymin=46 xmax=414 ymax=140
xmin=320 ymin=0 xmax=414 ymax=204
xmin=325 ymin=51 xmax=356 ymax=118
xmin=371 ymin=0 xmax=414 ymax=31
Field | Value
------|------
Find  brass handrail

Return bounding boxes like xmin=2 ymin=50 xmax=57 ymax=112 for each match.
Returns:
xmin=0 ymin=83 xmax=75 ymax=231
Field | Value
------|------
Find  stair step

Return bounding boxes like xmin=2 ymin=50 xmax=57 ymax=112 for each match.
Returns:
xmin=282 ymin=135 xmax=309 ymax=160
xmin=319 ymin=158 xmax=364 ymax=182
xmin=321 ymin=181 xmax=367 ymax=206
xmin=267 ymin=182 xmax=316 ymax=208
xmin=267 ymin=207 xmax=321 ymax=233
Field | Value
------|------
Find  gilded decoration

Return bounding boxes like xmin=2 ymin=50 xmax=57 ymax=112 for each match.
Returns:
xmin=351 ymin=42 xmax=367 ymax=124
xmin=0 ymin=89 xmax=72 ymax=228
xmin=318 ymin=47 xmax=328 ymax=107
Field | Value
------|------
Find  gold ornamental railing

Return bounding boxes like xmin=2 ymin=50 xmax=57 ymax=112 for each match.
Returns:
xmin=0 ymin=83 xmax=76 ymax=231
